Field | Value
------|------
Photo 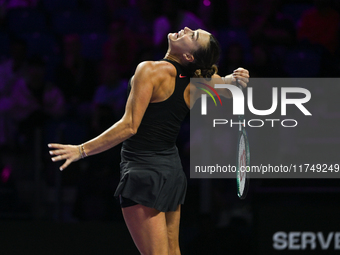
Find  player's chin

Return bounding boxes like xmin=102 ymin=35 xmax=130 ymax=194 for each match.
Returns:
xmin=168 ymin=33 xmax=177 ymax=41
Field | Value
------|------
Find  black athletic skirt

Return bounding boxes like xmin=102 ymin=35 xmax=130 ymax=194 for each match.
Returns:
xmin=114 ymin=145 xmax=187 ymax=212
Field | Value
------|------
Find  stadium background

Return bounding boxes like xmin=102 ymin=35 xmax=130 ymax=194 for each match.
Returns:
xmin=0 ymin=0 xmax=339 ymax=254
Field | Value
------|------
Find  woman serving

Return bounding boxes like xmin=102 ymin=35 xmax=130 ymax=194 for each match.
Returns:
xmin=49 ymin=27 xmax=249 ymax=255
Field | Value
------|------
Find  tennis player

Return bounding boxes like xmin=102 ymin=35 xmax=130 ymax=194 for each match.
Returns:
xmin=49 ymin=27 xmax=249 ymax=255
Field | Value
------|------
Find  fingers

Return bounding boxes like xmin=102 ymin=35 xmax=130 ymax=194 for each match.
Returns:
xmin=51 ymin=153 xmax=68 ymax=162
xmin=48 ymin=143 xmax=65 ymax=149
xmin=237 ymin=79 xmax=248 ymax=89
xmin=233 ymin=67 xmax=249 ymax=78
xmin=60 ymin=159 xmax=72 ymax=171
xmin=233 ymin=68 xmax=250 ymax=88
xmin=48 ymin=143 xmax=80 ymax=171
xmin=51 ymin=152 xmax=75 ymax=171
xmin=49 ymin=145 xmax=68 ymax=162
xmin=49 ymin=149 xmax=66 ymax=156
xmin=232 ymin=75 xmax=249 ymax=88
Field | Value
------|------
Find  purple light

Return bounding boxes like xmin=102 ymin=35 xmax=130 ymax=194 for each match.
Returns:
xmin=203 ymin=0 xmax=211 ymax=7
xmin=1 ymin=166 xmax=11 ymax=183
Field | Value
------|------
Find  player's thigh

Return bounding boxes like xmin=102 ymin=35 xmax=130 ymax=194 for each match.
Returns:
xmin=122 ymin=204 xmax=169 ymax=255
xmin=165 ymin=205 xmax=181 ymax=248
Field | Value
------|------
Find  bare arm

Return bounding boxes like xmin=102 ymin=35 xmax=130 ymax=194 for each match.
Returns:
xmin=49 ymin=61 xmax=157 ymax=170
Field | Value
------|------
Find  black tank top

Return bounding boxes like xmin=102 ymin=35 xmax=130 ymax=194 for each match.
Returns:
xmin=123 ymin=59 xmax=190 ymax=151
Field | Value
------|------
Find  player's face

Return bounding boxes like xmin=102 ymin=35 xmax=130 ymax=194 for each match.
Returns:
xmin=168 ymin=27 xmax=210 ymax=58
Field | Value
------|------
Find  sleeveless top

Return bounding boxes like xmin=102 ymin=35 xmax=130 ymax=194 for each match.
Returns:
xmin=123 ymin=59 xmax=190 ymax=151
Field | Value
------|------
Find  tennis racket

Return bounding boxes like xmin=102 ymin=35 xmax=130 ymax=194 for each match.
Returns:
xmin=236 ymin=80 xmax=250 ymax=199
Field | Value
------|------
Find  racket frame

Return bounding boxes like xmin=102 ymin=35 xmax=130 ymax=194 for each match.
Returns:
xmin=236 ymin=123 xmax=250 ymax=199
xmin=235 ymin=81 xmax=250 ymax=199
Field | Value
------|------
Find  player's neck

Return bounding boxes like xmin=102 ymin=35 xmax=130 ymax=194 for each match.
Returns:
xmin=164 ymin=52 xmax=181 ymax=65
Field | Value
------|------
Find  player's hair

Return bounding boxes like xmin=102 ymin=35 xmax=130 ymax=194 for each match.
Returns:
xmin=186 ymin=34 xmax=221 ymax=78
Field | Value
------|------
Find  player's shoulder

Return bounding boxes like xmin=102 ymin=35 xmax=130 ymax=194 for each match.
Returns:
xmin=135 ymin=60 xmax=176 ymax=78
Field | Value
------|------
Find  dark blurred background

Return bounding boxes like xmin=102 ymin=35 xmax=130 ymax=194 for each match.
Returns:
xmin=0 ymin=0 xmax=339 ymax=254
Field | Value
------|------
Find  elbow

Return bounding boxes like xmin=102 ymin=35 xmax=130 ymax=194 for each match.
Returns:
xmin=126 ymin=122 xmax=138 ymax=136
xmin=121 ymin=115 xmax=138 ymax=136
xmin=129 ymin=126 xmax=138 ymax=136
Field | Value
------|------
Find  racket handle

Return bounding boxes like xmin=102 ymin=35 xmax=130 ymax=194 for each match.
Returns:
xmin=236 ymin=79 xmax=243 ymax=91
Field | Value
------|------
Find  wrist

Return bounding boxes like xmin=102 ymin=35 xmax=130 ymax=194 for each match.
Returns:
xmin=222 ymin=74 xmax=233 ymax=84
xmin=78 ymin=144 xmax=88 ymax=159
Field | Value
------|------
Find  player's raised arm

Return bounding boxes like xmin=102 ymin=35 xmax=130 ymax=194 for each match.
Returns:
xmin=190 ymin=67 xmax=249 ymax=104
